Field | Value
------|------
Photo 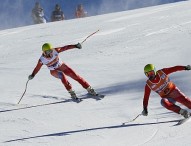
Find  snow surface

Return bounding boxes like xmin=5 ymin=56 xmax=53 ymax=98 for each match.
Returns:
xmin=1 ymin=1 xmax=191 ymax=146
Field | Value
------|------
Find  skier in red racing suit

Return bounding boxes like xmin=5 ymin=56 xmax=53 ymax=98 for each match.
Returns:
xmin=142 ymin=64 xmax=191 ymax=119
xmin=28 ymin=43 xmax=97 ymax=100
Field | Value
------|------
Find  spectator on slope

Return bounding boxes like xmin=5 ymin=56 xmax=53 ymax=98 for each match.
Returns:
xmin=28 ymin=43 xmax=97 ymax=102
xmin=31 ymin=2 xmax=46 ymax=24
xmin=142 ymin=64 xmax=191 ymax=119
xmin=51 ymin=4 xmax=65 ymax=22
xmin=75 ymin=4 xmax=87 ymax=18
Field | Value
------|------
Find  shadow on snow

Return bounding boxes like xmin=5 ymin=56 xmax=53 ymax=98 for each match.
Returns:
xmin=4 ymin=119 xmax=179 ymax=143
xmin=0 ymin=79 xmax=145 ymax=113
xmin=97 ymin=79 xmax=145 ymax=96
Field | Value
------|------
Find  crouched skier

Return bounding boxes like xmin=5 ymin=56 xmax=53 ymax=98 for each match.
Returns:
xmin=142 ymin=64 xmax=191 ymax=119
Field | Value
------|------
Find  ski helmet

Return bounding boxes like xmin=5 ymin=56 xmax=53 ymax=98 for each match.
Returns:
xmin=42 ymin=43 xmax=52 ymax=52
xmin=144 ymin=64 xmax=156 ymax=75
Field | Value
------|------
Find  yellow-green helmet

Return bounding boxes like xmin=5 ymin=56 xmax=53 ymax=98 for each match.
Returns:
xmin=42 ymin=43 xmax=53 ymax=52
xmin=144 ymin=64 xmax=156 ymax=74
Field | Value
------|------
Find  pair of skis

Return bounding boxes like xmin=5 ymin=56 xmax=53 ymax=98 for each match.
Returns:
xmin=71 ymin=93 xmax=105 ymax=103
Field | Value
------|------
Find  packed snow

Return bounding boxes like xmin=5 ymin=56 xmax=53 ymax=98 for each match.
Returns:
xmin=1 ymin=1 xmax=191 ymax=146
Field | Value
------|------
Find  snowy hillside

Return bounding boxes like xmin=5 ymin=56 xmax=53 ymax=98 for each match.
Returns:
xmin=1 ymin=1 xmax=191 ymax=146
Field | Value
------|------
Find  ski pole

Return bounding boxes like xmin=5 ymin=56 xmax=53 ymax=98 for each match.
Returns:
xmin=122 ymin=114 xmax=142 ymax=125
xmin=17 ymin=79 xmax=30 ymax=104
xmin=81 ymin=30 xmax=99 ymax=45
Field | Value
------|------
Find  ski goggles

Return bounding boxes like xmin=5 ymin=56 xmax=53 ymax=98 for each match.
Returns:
xmin=145 ymin=70 xmax=155 ymax=78
xmin=44 ymin=50 xmax=53 ymax=56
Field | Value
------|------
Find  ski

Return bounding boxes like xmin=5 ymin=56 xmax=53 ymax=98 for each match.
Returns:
xmin=71 ymin=93 xmax=105 ymax=102
xmin=176 ymin=116 xmax=191 ymax=125
xmin=71 ymin=97 xmax=82 ymax=103
xmin=95 ymin=93 xmax=105 ymax=98
xmin=88 ymin=93 xmax=105 ymax=100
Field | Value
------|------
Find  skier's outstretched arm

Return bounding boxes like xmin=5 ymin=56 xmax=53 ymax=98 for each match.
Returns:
xmin=28 ymin=60 xmax=43 ymax=80
xmin=55 ymin=43 xmax=82 ymax=53
xmin=142 ymin=84 xmax=151 ymax=116
xmin=162 ymin=65 xmax=191 ymax=75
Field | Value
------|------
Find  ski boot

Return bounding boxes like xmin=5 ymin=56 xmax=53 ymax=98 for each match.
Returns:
xmin=179 ymin=109 xmax=191 ymax=119
xmin=87 ymin=86 xmax=97 ymax=96
xmin=69 ymin=90 xmax=81 ymax=102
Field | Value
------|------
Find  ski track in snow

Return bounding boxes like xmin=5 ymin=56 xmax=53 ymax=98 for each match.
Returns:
xmin=145 ymin=21 xmax=191 ymax=36
xmin=0 ymin=27 xmax=33 ymax=37
xmin=95 ymin=28 xmax=126 ymax=36
xmin=138 ymin=108 xmax=160 ymax=146
xmin=138 ymin=129 xmax=159 ymax=146
xmin=107 ymin=5 xmax=177 ymax=22
xmin=73 ymin=27 xmax=127 ymax=43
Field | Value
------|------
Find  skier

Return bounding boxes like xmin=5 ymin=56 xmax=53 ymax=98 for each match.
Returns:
xmin=28 ymin=43 xmax=97 ymax=101
xmin=142 ymin=64 xmax=191 ymax=119
xmin=31 ymin=2 xmax=46 ymax=24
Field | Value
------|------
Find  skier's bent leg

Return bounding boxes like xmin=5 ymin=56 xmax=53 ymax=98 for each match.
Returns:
xmin=62 ymin=64 xmax=90 ymax=89
xmin=172 ymin=88 xmax=191 ymax=109
xmin=50 ymin=70 xmax=72 ymax=91
xmin=177 ymin=96 xmax=191 ymax=109
xmin=161 ymin=98 xmax=181 ymax=114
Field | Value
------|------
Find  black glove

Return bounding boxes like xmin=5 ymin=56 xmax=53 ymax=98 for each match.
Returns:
xmin=185 ymin=65 xmax=191 ymax=71
xmin=75 ymin=43 xmax=82 ymax=49
xmin=28 ymin=74 xmax=34 ymax=80
xmin=142 ymin=107 xmax=148 ymax=116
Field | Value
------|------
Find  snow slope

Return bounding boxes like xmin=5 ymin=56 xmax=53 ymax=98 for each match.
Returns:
xmin=1 ymin=1 xmax=191 ymax=146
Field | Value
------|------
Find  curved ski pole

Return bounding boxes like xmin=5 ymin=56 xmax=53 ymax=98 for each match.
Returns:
xmin=81 ymin=30 xmax=99 ymax=45
xmin=18 ymin=79 xmax=30 ymax=104
xmin=122 ymin=114 xmax=142 ymax=125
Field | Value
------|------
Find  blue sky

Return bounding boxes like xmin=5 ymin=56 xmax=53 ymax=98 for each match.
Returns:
xmin=0 ymin=0 xmax=186 ymax=30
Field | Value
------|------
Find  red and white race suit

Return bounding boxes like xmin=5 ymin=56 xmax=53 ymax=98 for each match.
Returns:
xmin=143 ymin=66 xmax=191 ymax=114
xmin=31 ymin=45 xmax=90 ymax=91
